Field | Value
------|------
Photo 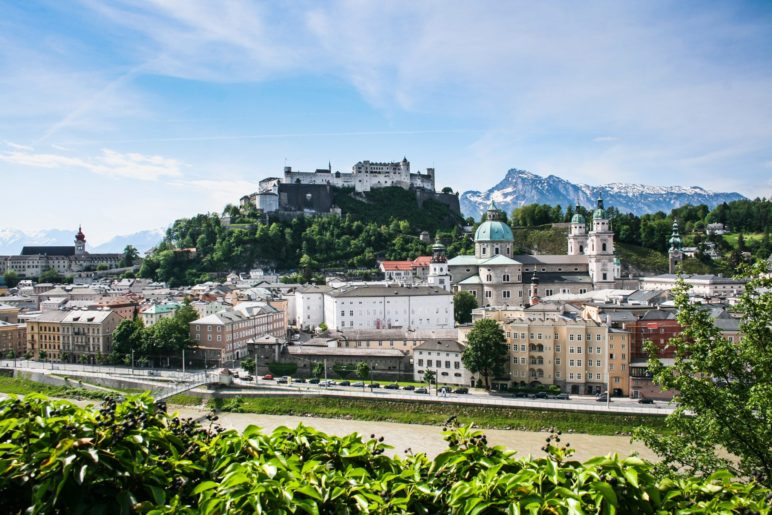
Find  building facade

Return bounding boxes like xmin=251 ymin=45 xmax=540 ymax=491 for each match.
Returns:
xmin=282 ymin=158 xmax=435 ymax=193
xmin=190 ymin=307 xmax=285 ymax=363
xmin=60 ymin=310 xmax=122 ymax=363
xmin=0 ymin=227 xmax=123 ymax=278
xmin=413 ymin=339 xmax=472 ymax=386
xmin=25 ymin=311 xmax=68 ymax=361
xmin=0 ymin=321 xmax=26 ymax=357
xmin=322 ymin=285 xmax=453 ymax=331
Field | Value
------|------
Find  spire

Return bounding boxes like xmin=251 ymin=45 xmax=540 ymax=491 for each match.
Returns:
xmin=669 ymin=220 xmax=683 ymax=251
xmin=596 ymin=197 xmax=604 ymax=210
xmin=486 ymin=201 xmax=502 ymax=221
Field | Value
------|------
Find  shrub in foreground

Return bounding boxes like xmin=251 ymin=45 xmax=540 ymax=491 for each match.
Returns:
xmin=0 ymin=394 xmax=768 ymax=513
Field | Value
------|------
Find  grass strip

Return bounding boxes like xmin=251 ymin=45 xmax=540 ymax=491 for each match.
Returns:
xmin=0 ymin=376 xmax=112 ymax=401
xmin=210 ymin=395 xmax=666 ymax=436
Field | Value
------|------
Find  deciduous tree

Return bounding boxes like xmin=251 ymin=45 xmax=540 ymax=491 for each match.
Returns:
xmin=461 ymin=318 xmax=508 ymax=390
xmin=634 ymin=264 xmax=772 ymax=486
xmin=453 ymin=291 xmax=478 ymax=324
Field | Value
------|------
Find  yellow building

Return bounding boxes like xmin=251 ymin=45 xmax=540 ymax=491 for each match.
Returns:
xmin=26 ymin=311 xmax=68 ymax=361
xmin=0 ymin=321 xmax=26 ymax=357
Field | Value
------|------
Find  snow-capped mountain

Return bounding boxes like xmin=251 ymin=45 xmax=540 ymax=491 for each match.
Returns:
xmin=460 ymin=169 xmax=747 ymax=220
xmin=0 ymin=228 xmax=165 ymax=255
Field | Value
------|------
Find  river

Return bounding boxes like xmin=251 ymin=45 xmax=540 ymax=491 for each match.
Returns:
xmin=175 ymin=407 xmax=656 ymax=462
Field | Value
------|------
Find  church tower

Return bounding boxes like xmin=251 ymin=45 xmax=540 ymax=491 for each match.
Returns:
xmin=74 ymin=226 xmax=86 ymax=257
xmin=428 ymin=238 xmax=451 ymax=291
xmin=586 ymin=198 xmax=616 ymax=285
xmin=567 ymin=204 xmax=588 ymax=255
xmin=668 ymin=220 xmax=684 ymax=274
xmin=474 ymin=202 xmax=514 ymax=259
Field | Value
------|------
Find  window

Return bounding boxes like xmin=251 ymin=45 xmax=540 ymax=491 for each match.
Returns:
xmin=554 ymin=333 xmax=559 ymax=340
xmin=494 ymin=247 xmax=499 ymax=255
xmin=614 ymin=377 xmax=620 ymax=384
xmin=569 ymin=334 xmax=574 ymax=341
xmin=596 ymin=346 xmax=601 ymax=354
xmin=577 ymin=334 xmax=582 ymax=341
xmin=445 ymin=361 xmax=451 ymax=368
xmin=596 ymin=334 xmax=601 ymax=341
xmin=503 ymin=274 xmax=510 ymax=282
xmin=520 ymin=333 xmax=526 ymax=339
xmin=513 ymin=332 xmax=518 ymax=339
xmin=569 ymin=359 xmax=575 ymax=367
xmin=485 ymin=274 xmax=492 ymax=281
xmin=537 ymin=333 xmax=542 ymax=340
xmin=577 ymin=346 xmax=582 ymax=354
xmin=503 ymin=290 xmax=511 ymax=299
xmin=555 ymin=358 xmax=561 ymax=365
xmin=341 ymin=310 xmax=345 ymax=316
xmin=569 ymin=372 xmax=574 ymax=380
xmin=454 ymin=362 xmax=459 ymax=369
xmin=418 ymin=359 xmax=423 ymax=366
xmin=427 ymin=360 xmax=432 ymax=367
xmin=577 ymin=373 xmax=582 ymax=380
xmin=569 ymin=347 xmax=574 ymax=354
xmin=588 ymin=346 xmax=593 ymax=354
xmin=350 ymin=310 xmax=354 ymax=316
xmin=485 ymin=290 xmax=492 ymax=298
xmin=577 ymin=359 xmax=582 ymax=366
xmin=596 ymin=360 xmax=601 ymax=367
xmin=529 ymin=333 xmax=534 ymax=339
xmin=555 ymin=344 xmax=561 ymax=352
xmin=556 ymin=372 xmax=561 ymax=379
xmin=520 ymin=344 xmax=526 ymax=352
xmin=520 ymin=357 xmax=526 ymax=364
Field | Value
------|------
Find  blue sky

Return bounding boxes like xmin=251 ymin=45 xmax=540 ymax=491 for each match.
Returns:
xmin=1 ymin=1 xmax=771 ymax=243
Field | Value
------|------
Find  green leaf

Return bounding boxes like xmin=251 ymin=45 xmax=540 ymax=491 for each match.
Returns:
xmin=193 ymin=481 xmax=220 ymax=495
xmin=591 ymin=481 xmax=618 ymax=507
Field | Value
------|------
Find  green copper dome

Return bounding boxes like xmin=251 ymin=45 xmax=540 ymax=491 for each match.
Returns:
xmin=592 ymin=197 xmax=607 ymax=220
xmin=475 ymin=202 xmax=514 ymax=242
xmin=571 ymin=213 xmax=586 ymax=224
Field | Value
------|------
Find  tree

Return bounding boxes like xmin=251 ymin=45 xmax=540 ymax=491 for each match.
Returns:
xmin=241 ymin=358 xmax=256 ymax=375
xmin=318 ymin=322 xmax=328 ymax=333
xmin=634 ymin=264 xmax=772 ymax=486
xmin=3 ymin=270 xmax=19 ymax=288
xmin=311 ymin=361 xmax=325 ymax=379
xmin=356 ymin=362 xmax=370 ymax=386
xmin=453 ymin=291 xmax=478 ymax=324
xmin=462 ymin=318 xmax=508 ymax=390
xmin=423 ymin=370 xmax=436 ymax=394
xmin=38 ymin=350 xmax=47 ymax=361
xmin=38 ymin=269 xmax=63 ymax=284
xmin=332 ymin=363 xmax=354 ymax=379
xmin=112 ymin=318 xmax=145 ymax=358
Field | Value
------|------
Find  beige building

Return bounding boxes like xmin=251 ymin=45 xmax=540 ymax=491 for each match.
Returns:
xmin=26 ymin=311 xmax=68 ymax=361
xmin=0 ymin=321 xmax=26 ymax=358
xmin=0 ymin=303 xmax=20 ymax=324
xmin=60 ymin=310 xmax=122 ymax=363
xmin=472 ymin=303 xmax=630 ymax=395
xmin=413 ymin=339 xmax=472 ymax=386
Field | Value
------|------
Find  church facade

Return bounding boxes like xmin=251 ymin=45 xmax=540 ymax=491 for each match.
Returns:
xmin=448 ymin=200 xmax=621 ymax=305
xmin=0 ymin=227 xmax=122 ymax=278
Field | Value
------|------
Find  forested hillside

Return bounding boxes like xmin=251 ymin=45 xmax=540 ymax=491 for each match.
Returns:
xmin=139 ymin=187 xmax=470 ymax=286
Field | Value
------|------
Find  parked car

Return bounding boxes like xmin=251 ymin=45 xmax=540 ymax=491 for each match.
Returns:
xmin=308 ymin=378 xmax=320 ymax=384
xmin=384 ymin=383 xmax=400 ymax=390
xmin=638 ymin=398 xmax=654 ymax=404
xmin=453 ymin=387 xmax=469 ymax=394
xmin=240 ymin=374 xmax=253 ymax=382
xmin=556 ymin=393 xmax=571 ymax=400
xmin=319 ymin=380 xmax=334 ymax=387
xmin=414 ymin=387 xmax=428 ymax=394
xmin=402 ymin=385 xmax=415 ymax=391
xmin=514 ymin=392 xmax=528 ymax=398
xmin=293 ymin=378 xmax=306 ymax=383
xmin=338 ymin=380 xmax=350 ymax=386
xmin=534 ymin=391 xmax=548 ymax=399
xmin=368 ymin=383 xmax=381 ymax=389
xmin=262 ymin=374 xmax=274 ymax=380
xmin=276 ymin=377 xmax=288 ymax=384
xmin=596 ymin=393 xmax=611 ymax=402
xmin=351 ymin=382 xmax=365 ymax=387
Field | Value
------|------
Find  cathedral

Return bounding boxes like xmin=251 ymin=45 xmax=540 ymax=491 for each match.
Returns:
xmin=0 ymin=227 xmax=123 ymax=279
xmin=448 ymin=200 xmax=621 ymax=305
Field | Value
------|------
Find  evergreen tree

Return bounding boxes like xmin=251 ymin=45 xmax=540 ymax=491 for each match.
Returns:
xmin=461 ymin=319 xmax=508 ymax=390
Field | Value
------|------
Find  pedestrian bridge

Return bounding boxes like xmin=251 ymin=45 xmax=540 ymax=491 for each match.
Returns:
xmin=154 ymin=371 xmax=212 ymax=401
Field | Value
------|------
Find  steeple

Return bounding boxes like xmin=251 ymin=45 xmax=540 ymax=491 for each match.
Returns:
xmin=486 ymin=201 xmax=503 ymax=221
xmin=668 ymin=220 xmax=684 ymax=274
xmin=669 ymin=220 xmax=683 ymax=251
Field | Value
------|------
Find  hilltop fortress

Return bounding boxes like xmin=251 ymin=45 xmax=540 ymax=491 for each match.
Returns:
xmin=241 ymin=158 xmax=458 ymax=217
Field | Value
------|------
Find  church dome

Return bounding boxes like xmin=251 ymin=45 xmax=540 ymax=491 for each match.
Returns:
xmin=571 ymin=213 xmax=585 ymax=224
xmin=475 ymin=203 xmax=513 ymax=242
xmin=475 ymin=221 xmax=514 ymax=242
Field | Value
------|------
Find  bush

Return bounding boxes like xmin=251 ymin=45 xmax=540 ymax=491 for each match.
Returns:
xmin=0 ymin=395 xmax=768 ymax=513
xmin=267 ymin=362 xmax=298 ymax=376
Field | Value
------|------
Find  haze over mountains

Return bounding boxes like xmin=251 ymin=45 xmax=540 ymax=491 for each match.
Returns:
xmin=460 ymin=169 xmax=747 ymax=220
xmin=0 ymin=228 xmax=165 ymax=256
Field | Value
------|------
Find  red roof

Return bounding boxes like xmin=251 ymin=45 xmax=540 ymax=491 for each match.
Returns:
xmin=380 ymin=261 xmax=414 ymax=271
xmin=412 ymin=256 xmax=432 ymax=267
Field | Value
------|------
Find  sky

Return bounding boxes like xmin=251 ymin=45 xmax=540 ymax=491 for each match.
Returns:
xmin=1 ymin=0 xmax=771 ymax=244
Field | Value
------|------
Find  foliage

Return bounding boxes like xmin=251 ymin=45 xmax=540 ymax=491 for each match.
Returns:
xmin=332 ymin=363 xmax=355 ymax=379
xmin=240 ymin=358 xmax=256 ymax=375
xmin=311 ymin=361 xmax=325 ymax=379
xmin=120 ymin=245 xmax=140 ymax=268
xmin=356 ymin=361 xmax=370 ymax=381
xmin=423 ymin=369 xmax=436 ymax=386
xmin=462 ymin=319 xmax=508 ymax=390
xmin=110 ymin=301 xmax=198 ymax=365
xmin=634 ymin=263 xmax=772 ymax=487
xmin=266 ymin=362 xmax=298 ymax=376
xmin=453 ymin=291 xmax=477 ymax=324
xmin=3 ymin=269 xmax=19 ymax=288
xmin=38 ymin=268 xmax=65 ymax=284
xmin=318 ymin=322 xmax=328 ymax=332
xmin=1 ymin=395 xmax=769 ymax=514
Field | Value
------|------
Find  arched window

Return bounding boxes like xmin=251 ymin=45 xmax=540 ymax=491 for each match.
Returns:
xmin=494 ymin=247 xmax=499 ymax=255
xmin=602 ymin=243 xmax=607 ymax=252
xmin=579 ymin=245 xmax=584 ymax=253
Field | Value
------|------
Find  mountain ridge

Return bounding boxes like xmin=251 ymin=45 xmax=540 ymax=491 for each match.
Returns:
xmin=460 ymin=168 xmax=747 ymax=219
xmin=0 ymin=228 xmax=165 ymax=255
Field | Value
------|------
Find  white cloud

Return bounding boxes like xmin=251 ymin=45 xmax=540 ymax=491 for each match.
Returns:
xmin=593 ymin=136 xmax=620 ymax=143
xmin=0 ymin=148 xmax=183 ymax=181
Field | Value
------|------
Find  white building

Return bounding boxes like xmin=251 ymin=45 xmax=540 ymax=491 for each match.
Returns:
xmin=640 ymin=274 xmax=746 ymax=299
xmin=323 ymin=285 xmax=453 ymax=331
xmin=295 ymin=285 xmax=333 ymax=330
xmin=60 ymin=310 xmax=122 ymax=363
xmin=282 ymin=157 xmax=435 ymax=193
xmin=140 ymin=302 xmax=180 ymax=327
xmin=413 ymin=339 xmax=472 ymax=386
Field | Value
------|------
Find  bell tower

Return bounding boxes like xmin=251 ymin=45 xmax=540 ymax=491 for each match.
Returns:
xmin=428 ymin=238 xmax=451 ymax=291
xmin=668 ymin=220 xmax=684 ymax=274
xmin=74 ymin=225 xmax=86 ymax=256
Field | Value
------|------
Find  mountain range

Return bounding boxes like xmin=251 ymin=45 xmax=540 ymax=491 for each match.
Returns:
xmin=0 ymin=228 xmax=165 ymax=256
xmin=460 ymin=169 xmax=747 ymax=220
